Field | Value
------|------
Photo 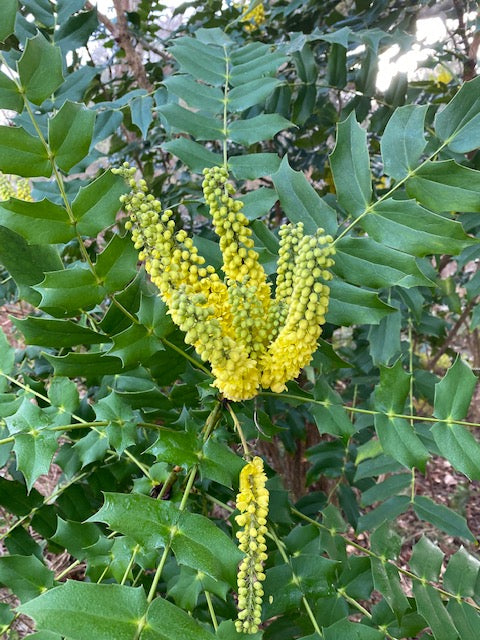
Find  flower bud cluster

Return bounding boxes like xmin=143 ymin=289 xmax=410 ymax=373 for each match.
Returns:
xmin=116 ymin=163 xmax=335 ymax=401
xmin=0 ymin=173 xmax=33 ymax=202
xmin=261 ymin=223 xmax=335 ymax=393
xmin=235 ymin=456 xmax=269 ymax=634
xmin=241 ymin=2 xmax=265 ymax=32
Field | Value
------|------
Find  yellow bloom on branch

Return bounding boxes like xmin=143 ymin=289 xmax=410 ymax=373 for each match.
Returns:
xmin=235 ymin=456 xmax=269 ymax=634
xmin=115 ymin=164 xmax=335 ymax=401
xmin=0 ymin=173 xmax=33 ymax=202
xmin=239 ymin=1 xmax=266 ymax=32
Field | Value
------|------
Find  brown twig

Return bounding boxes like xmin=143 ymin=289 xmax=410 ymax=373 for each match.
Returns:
xmin=452 ymin=0 xmax=477 ymax=80
xmin=427 ymin=299 xmax=476 ymax=369
xmin=86 ymin=0 xmax=153 ymax=91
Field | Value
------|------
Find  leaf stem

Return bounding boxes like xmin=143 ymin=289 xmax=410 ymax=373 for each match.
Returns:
xmin=204 ymin=590 xmax=219 ymax=631
xmin=332 ymin=139 xmax=450 ymax=245
xmin=226 ymin=402 xmax=250 ymax=458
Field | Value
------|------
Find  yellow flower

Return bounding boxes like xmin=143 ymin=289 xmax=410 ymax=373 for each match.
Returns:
xmin=115 ymin=164 xmax=335 ymax=401
xmin=0 ymin=173 xmax=33 ymax=202
xmin=241 ymin=2 xmax=266 ymax=32
xmin=235 ymin=456 xmax=269 ymax=634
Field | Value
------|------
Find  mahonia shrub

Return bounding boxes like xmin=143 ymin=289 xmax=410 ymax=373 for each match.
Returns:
xmin=0 ymin=2 xmax=480 ymax=640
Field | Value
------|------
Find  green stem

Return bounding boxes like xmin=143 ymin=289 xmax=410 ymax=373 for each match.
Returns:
xmin=291 ymin=507 xmax=480 ymax=613
xmin=227 ymin=403 xmax=250 ymax=458
xmin=121 ymin=544 xmax=140 ymax=586
xmin=161 ymin=337 xmax=212 ymax=376
xmin=259 ymin=391 xmax=480 ymax=429
xmin=332 ymin=139 xmax=450 ymax=245
xmin=269 ymin=526 xmax=322 ymax=636
xmin=205 ymin=590 xmax=219 ymax=631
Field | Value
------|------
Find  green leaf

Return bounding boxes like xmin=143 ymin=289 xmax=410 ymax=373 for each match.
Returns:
xmin=381 ymin=104 xmax=428 ymax=179
xmin=51 ymin=519 xmax=103 ymax=560
xmin=163 ymin=139 xmax=222 ymax=173
xmin=170 ymin=37 xmax=226 ymax=86
xmin=0 ymin=0 xmax=17 ymax=41
xmin=94 ymin=392 xmax=137 ymax=454
xmin=371 ymin=557 xmax=410 ymax=616
xmin=0 ymin=198 xmax=73 ymax=244
xmin=12 ymin=316 xmax=107 ymax=348
xmin=95 ymin=234 xmax=138 ymax=294
xmin=327 ymin=280 xmax=395 ymax=326
xmin=410 ymin=536 xmax=443 ymax=581
xmin=164 ymin=75 xmax=223 ymax=112
xmin=90 ymin=493 xmax=242 ymax=585
xmin=45 ymin=352 xmax=123 ymax=378
xmin=263 ymin=557 xmax=337 ymax=617
xmin=148 ymin=432 xmax=243 ymax=488
xmin=272 ymin=156 xmax=337 ymax=235
xmin=73 ymin=429 xmax=109 ymax=466
xmin=434 ymin=357 xmax=476 ymax=421
xmin=201 ymin=439 xmax=244 ymax=487
xmin=447 ymin=600 xmax=480 ymax=640
xmin=228 ymin=114 xmax=292 ymax=146
xmin=229 ymin=48 xmax=286 ymax=86
xmin=357 ymin=495 xmax=410 ymax=532
xmin=361 ymin=198 xmax=475 ymax=257
xmin=108 ymin=324 xmax=164 ymax=368
xmin=17 ymin=33 xmax=63 ymax=105
xmin=0 ymin=71 xmax=23 ymax=112
xmin=242 ymin=188 xmax=277 ymax=221
xmin=443 ymin=548 xmax=480 ymax=597
xmin=412 ymin=583 xmax=459 ymax=640
xmin=431 ymin=425 xmax=480 ymax=482
xmin=0 ymin=555 xmax=54 ymax=603
xmin=48 ymin=377 xmax=79 ymax=414
xmin=159 ymin=103 xmax=223 ymax=140
xmin=48 ymin=101 xmax=96 ymax=171
xmin=375 ymin=360 xmax=410 ymax=414
xmin=311 ymin=380 xmax=355 ymax=437
xmin=330 ymin=113 xmax=372 ymax=216
xmin=406 ymin=160 xmax=480 ymax=213
xmin=334 ymin=237 xmax=432 ymax=288
xmin=19 ymin=581 xmax=147 ymax=640
xmin=413 ymin=496 xmax=474 ymax=541
xmin=368 ymin=310 xmax=402 ymax=366
xmin=35 ymin=265 xmax=105 ymax=316
xmin=72 ymin=169 xmax=129 ymax=236
xmin=0 ymin=328 xmax=15 ymax=392
xmin=228 ymin=77 xmax=280 ymax=111
xmin=361 ymin=474 xmax=411 ymax=507
xmin=434 ymin=75 xmax=480 ymax=153
xmin=375 ymin=415 xmax=429 ymax=472
xmin=229 ymin=153 xmax=281 ymax=180
xmin=137 ymin=294 xmax=174 ymax=338
xmin=142 ymin=596 xmax=215 ymax=640
xmin=323 ymin=619 xmax=384 ymax=640
xmin=131 ymin=95 xmax=154 ymax=139
xmin=7 ymin=399 xmax=59 ymax=490
xmin=326 ymin=43 xmax=347 ymax=89
xmin=0 ymin=126 xmax=51 ymax=177
xmin=54 ymin=9 xmax=98 ymax=55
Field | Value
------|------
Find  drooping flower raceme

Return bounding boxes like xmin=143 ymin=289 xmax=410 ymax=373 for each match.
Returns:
xmin=114 ymin=164 xmax=335 ymax=401
xmin=235 ymin=456 xmax=269 ymax=634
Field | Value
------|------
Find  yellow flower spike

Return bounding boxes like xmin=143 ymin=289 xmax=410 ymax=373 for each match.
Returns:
xmin=241 ymin=2 xmax=266 ymax=32
xmin=0 ymin=173 xmax=33 ymax=201
xmin=116 ymin=163 xmax=335 ymax=401
xmin=235 ymin=457 xmax=269 ymax=634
